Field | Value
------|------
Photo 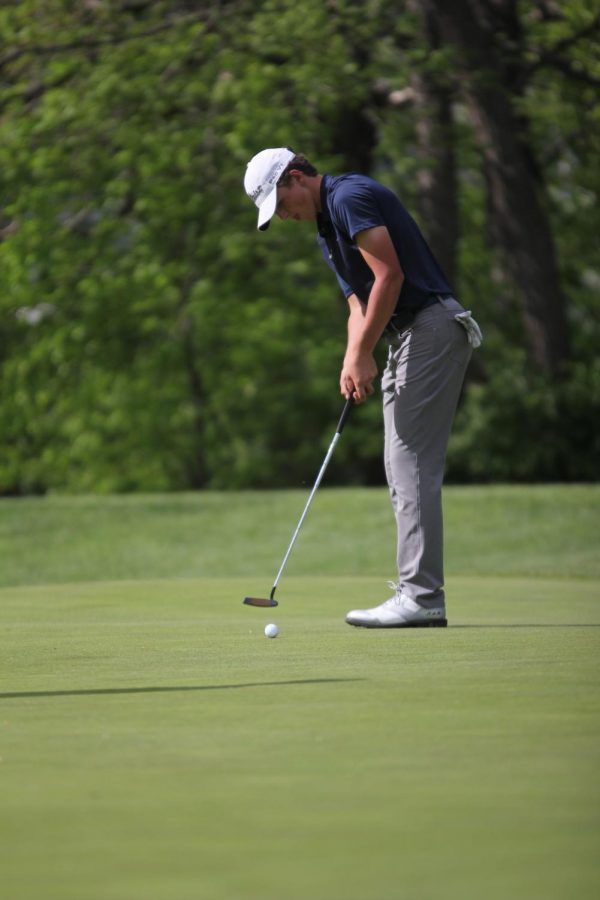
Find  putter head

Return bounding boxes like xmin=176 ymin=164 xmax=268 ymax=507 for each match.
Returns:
xmin=243 ymin=596 xmax=278 ymax=608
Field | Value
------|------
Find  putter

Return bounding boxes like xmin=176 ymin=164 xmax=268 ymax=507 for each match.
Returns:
xmin=244 ymin=396 xmax=354 ymax=608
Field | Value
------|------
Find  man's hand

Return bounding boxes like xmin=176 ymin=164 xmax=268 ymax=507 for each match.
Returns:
xmin=340 ymin=228 xmax=404 ymax=403
xmin=340 ymin=349 xmax=378 ymax=403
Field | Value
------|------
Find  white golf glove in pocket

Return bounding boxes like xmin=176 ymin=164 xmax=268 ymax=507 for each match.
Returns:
xmin=454 ymin=311 xmax=483 ymax=348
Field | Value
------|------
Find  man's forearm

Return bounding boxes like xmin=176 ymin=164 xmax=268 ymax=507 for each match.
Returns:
xmin=341 ymin=225 xmax=405 ymax=402
xmin=347 ymin=297 xmax=366 ymax=346
xmin=350 ymin=274 xmax=403 ymax=354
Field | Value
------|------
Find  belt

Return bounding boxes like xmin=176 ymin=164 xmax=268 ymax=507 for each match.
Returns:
xmin=384 ymin=293 xmax=452 ymax=336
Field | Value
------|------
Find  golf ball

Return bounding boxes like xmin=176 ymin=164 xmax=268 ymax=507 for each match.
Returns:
xmin=264 ymin=623 xmax=279 ymax=639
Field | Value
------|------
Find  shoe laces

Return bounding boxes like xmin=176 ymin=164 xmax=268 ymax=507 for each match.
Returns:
xmin=383 ymin=581 xmax=402 ymax=607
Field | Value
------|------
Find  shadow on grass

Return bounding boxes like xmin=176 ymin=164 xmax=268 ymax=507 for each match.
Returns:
xmin=0 ymin=678 xmax=362 ymax=701
xmin=451 ymin=624 xmax=600 ymax=629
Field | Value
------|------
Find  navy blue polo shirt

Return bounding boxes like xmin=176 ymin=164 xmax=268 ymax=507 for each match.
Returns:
xmin=316 ymin=173 xmax=452 ymax=315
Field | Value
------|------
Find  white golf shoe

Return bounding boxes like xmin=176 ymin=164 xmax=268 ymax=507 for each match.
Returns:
xmin=346 ymin=584 xmax=447 ymax=629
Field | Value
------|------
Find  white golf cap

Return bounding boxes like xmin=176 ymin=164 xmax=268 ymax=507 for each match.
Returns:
xmin=244 ymin=147 xmax=295 ymax=231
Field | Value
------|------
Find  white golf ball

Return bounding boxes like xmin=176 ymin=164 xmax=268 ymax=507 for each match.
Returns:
xmin=264 ymin=623 xmax=279 ymax=639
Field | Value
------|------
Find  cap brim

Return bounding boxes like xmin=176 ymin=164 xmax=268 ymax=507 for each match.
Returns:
xmin=257 ymin=186 xmax=277 ymax=231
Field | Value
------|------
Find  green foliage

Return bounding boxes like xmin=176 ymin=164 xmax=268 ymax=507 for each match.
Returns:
xmin=0 ymin=0 xmax=598 ymax=492
xmin=448 ymin=357 xmax=600 ymax=482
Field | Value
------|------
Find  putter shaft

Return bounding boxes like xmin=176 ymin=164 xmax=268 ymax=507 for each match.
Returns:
xmin=244 ymin=397 xmax=354 ymax=608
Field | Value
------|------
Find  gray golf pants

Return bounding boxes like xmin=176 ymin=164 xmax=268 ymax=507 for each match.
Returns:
xmin=382 ymin=297 xmax=472 ymax=606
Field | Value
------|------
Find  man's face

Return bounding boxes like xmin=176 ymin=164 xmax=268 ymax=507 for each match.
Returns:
xmin=275 ymin=175 xmax=317 ymax=222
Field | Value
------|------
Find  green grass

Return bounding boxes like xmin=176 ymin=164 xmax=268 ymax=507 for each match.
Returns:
xmin=0 ymin=484 xmax=598 ymax=586
xmin=1 ymin=487 xmax=599 ymax=900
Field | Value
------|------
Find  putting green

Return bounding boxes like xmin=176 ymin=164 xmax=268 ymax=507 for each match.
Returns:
xmin=1 ymin=576 xmax=598 ymax=900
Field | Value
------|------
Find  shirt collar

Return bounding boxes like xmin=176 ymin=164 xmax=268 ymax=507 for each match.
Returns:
xmin=317 ymin=175 xmax=332 ymax=237
xmin=319 ymin=175 xmax=331 ymax=220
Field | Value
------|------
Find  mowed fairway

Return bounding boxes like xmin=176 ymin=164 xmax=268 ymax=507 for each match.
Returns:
xmin=1 ymin=487 xmax=599 ymax=900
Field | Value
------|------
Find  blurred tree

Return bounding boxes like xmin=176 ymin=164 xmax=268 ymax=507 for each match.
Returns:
xmin=404 ymin=1 xmax=460 ymax=288
xmin=425 ymin=0 xmax=594 ymax=378
xmin=0 ymin=0 xmax=597 ymax=492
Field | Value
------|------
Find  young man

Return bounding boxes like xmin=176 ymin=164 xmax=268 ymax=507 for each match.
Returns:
xmin=244 ymin=147 xmax=482 ymax=628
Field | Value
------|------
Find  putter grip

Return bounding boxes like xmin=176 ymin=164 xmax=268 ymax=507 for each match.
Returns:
xmin=336 ymin=397 xmax=354 ymax=434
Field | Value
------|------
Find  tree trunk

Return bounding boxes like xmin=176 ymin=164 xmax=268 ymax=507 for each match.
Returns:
xmin=333 ymin=104 xmax=378 ymax=175
xmin=409 ymin=10 xmax=460 ymax=288
xmin=428 ymin=0 xmax=570 ymax=378
xmin=176 ymin=284 xmax=207 ymax=489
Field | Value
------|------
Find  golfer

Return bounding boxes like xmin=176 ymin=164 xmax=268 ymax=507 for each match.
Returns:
xmin=244 ymin=148 xmax=482 ymax=628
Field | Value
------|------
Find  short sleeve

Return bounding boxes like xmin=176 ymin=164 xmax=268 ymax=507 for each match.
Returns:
xmin=330 ymin=182 xmax=384 ymax=241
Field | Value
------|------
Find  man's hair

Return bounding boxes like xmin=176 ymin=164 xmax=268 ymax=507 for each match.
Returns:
xmin=278 ymin=152 xmax=318 ymax=185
